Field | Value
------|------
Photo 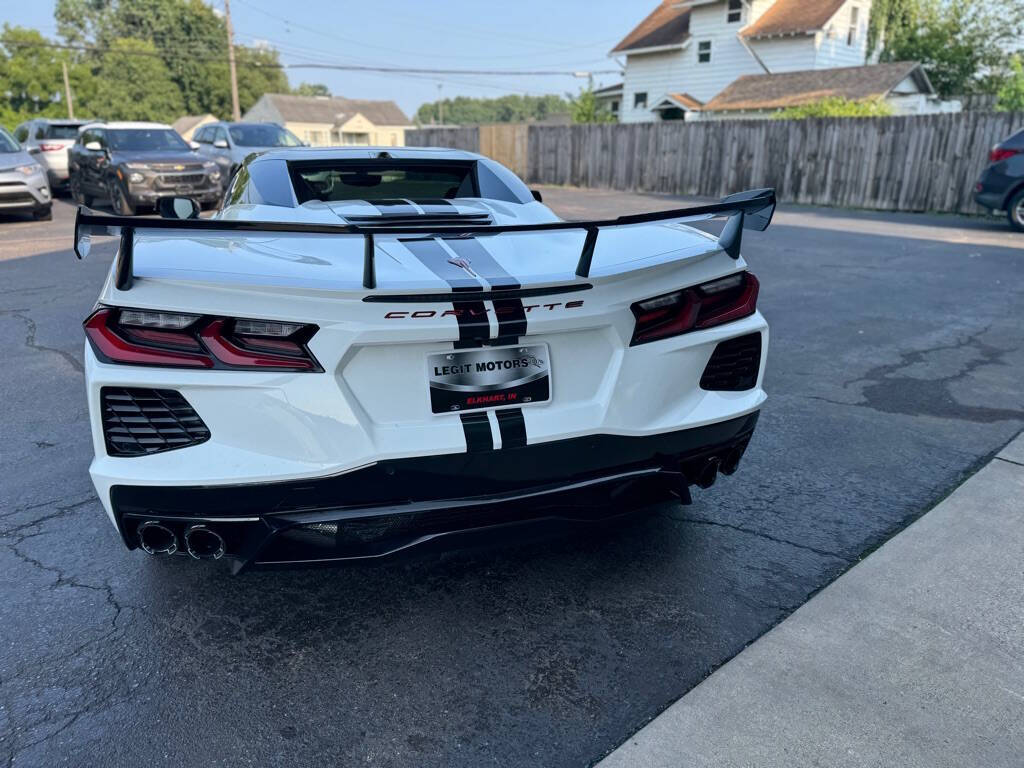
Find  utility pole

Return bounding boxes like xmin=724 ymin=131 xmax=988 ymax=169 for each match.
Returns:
xmin=437 ymin=83 xmax=443 ymax=125
xmin=224 ymin=0 xmax=241 ymax=121
xmin=62 ymin=61 xmax=74 ymax=119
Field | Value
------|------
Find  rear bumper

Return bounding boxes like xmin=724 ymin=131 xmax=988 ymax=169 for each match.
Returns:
xmin=110 ymin=412 xmax=759 ymax=572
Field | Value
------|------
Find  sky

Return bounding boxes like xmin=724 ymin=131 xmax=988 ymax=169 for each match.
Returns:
xmin=4 ymin=0 xmax=646 ymax=118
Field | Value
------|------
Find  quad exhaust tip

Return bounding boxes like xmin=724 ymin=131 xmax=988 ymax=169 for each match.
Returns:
xmin=137 ymin=521 xmax=178 ymax=555
xmin=184 ymin=525 xmax=225 ymax=560
xmin=696 ymin=457 xmax=720 ymax=489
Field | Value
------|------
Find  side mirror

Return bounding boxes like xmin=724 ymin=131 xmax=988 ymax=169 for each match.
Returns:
xmin=158 ymin=196 xmax=201 ymax=220
xmin=189 ymin=140 xmax=201 ymax=151
xmin=213 ymin=139 xmax=229 ymax=149
xmin=84 ymin=141 xmax=102 ymax=152
xmin=531 ymin=189 xmax=543 ymax=203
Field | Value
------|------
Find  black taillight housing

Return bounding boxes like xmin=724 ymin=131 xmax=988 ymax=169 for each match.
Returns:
xmin=630 ymin=272 xmax=759 ymax=346
xmin=84 ymin=308 xmax=323 ymax=371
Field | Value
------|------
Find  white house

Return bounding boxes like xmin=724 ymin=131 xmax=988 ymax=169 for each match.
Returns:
xmin=610 ymin=0 xmax=953 ymax=120
xmin=243 ymin=94 xmax=414 ymax=147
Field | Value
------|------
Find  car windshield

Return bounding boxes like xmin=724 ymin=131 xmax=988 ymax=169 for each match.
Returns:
xmin=106 ymin=129 xmax=189 ymax=152
xmin=43 ymin=123 xmax=85 ymax=139
xmin=229 ymin=124 xmax=302 ymax=148
xmin=289 ymin=162 xmax=476 ymax=203
xmin=0 ymin=129 xmax=20 ymax=153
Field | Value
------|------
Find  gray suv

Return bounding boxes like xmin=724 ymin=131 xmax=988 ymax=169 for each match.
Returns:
xmin=193 ymin=122 xmax=302 ymax=186
xmin=974 ymin=126 xmax=1024 ymax=232
xmin=13 ymin=118 xmax=90 ymax=191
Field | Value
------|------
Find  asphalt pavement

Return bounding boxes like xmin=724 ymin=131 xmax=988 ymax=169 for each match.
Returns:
xmin=1 ymin=192 xmax=1022 ymax=767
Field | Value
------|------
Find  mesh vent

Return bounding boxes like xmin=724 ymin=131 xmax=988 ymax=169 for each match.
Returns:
xmin=700 ymin=333 xmax=762 ymax=392
xmin=101 ymin=387 xmax=210 ymax=456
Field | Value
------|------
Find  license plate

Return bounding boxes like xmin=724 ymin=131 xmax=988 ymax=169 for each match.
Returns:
xmin=427 ymin=344 xmax=550 ymax=414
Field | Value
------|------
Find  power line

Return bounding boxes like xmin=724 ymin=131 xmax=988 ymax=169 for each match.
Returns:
xmin=4 ymin=40 xmax=619 ymax=77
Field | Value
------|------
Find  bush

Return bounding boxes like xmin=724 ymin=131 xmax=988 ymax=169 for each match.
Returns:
xmin=773 ymin=97 xmax=894 ymax=120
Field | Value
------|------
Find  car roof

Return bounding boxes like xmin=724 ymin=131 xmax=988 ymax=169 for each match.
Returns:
xmin=251 ymin=146 xmax=484 ymax=163
xmin=31 ymin=118 xmax=88 ymax=124
xmin=80 ymin=121 xmax=173 ymax=131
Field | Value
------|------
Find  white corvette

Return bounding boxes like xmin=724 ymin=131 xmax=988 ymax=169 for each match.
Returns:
xmin=75 ymin=147 xmax=774 ymax=572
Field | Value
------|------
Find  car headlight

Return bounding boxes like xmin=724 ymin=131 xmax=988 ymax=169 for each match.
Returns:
xmin=209 ymin=170 xmax=222 ymax=181
xmin=202 ymin=162 xmax=217 ymax=171
xmin=128 ymin=172 xmax=145 ymax=183
xmin=15 ymin=164 xmax=41 ymax=176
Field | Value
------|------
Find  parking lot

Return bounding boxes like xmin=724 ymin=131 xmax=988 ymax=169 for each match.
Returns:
xmin=2 ymin=192 xmax=1023 ymax=767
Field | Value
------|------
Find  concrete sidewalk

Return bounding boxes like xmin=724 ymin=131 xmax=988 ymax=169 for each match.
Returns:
xmin=599 ymin=435 xmax=1024 ymax=768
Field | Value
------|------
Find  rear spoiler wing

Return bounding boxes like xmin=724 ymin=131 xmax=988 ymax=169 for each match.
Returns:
xmin=73 ymin=188 xmax=776 ymax=291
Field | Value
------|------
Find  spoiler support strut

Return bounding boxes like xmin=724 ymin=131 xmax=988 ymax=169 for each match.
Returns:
xmin=73 ymin=188 xmax=775 ymax=291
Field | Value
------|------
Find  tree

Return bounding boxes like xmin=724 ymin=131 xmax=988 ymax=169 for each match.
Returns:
xmin=294 ymin=82 xmax=330 ymax=97
xmin=773 ymin=97 xmax=894 ymax=120
xmin=567 ymin=86 xmax=616 ymax=124
xmin=996 ymin=55 xmax=1024 ymax=112
xmin=415 ymin=94 xmax=567 ymax=125
xmin=89 ymin=37 xmax=184 ymax=121
xmin=54 ymin=0 xmax=289 ymax=117
xmin=870 ymin=0 xmax=1024 ymax=98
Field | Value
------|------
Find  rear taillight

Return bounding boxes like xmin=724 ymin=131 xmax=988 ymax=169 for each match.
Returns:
xmin=39 ymin=143 xmax=65 ymax=152
xmin=630 ymin=272 xmax=759 ymax=346
xmin=83 ymin=308 xmax=322 ymax=371
xmin=989 ymin=147 xmax=1020 ymax=164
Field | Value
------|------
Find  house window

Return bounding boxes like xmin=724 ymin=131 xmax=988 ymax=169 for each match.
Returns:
xmin=698 ymin=40 xmax=712 ymax=63
xmin=610 ymin=99 xmax=620 ymax=116
xmin=634 ymin=92 xmax=648 ymax=109
xmin=847 ymin=6 xmax=860 ymax=45
xmin=726 ymin=0 xmax=743 ymax=23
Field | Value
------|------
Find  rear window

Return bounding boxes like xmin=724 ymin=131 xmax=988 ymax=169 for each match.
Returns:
xmin=41 ymin=123 xmax=84 ymax=139
xmin=288 ymin=162 xmax=477 ymax=203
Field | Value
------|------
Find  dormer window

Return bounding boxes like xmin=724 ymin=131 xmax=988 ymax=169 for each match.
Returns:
xmin=698 ymin=40 xmax=711 ymax=63
xmin=847 ymin=5 xmax=860 ymax=45
xmin=727 ymin=0 xmax=743 ymax=23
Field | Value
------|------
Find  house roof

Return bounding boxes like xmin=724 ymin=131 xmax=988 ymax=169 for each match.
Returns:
xmin=657 ymin=92 xmax=703 ymax=110
xmin=741 ymin=0 xmax=847 ymax=39
xmin=172 ymin=114 xmax=216 ymax=135
xmin=593 ymin=82 xmax=624 ymax=96
xmin=702 ymin=62 xmax=930 ymax=112
xmin=252 ymin=94 xmax=412 ymax=127
xmin=611 ymin=1 xmax=691 ymax=54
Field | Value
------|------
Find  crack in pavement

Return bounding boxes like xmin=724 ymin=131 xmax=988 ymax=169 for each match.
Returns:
xmin=666 ymin=514 xmax=850 ymax=561
xmin=0 ymin=499 xmax=95 ymax=538
xmin=6 ymin=311 xmax=83 ymax=374
xmin=808 ymin=327 xmax=1023 ymax=424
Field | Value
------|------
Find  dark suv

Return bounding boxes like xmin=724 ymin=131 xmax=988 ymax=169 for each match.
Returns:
xmin=68 ymin=122 xmax=222 ymax=215
xmin=974 ymin=126 xmax=1024 ymax=232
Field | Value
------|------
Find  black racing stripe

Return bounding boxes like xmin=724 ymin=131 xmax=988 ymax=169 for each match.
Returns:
xmin=452 ymin=300 xmax=489 ymax=348
xmin=460 ymin=412 xmax=493 ymax=453
xmin=491 ymin=299 xmax=527 ymax=345
xmin=495 ymin=409 xmax=527 ymax=449
xmin=372 ymin=198 xmax=419 ymax=216
xmin=443 ymin=238 xmax=519 ymax=290
xmin=402 ymin=237 xmax=481 ymax=291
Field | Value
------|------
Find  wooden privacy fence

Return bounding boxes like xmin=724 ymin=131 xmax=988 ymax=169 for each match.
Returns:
xmin=409 ymin=112 xmax=1023 ymax=215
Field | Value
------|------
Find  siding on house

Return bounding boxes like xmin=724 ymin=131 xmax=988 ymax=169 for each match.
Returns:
xmin=616 ymin=0 xmax=877 ymax=123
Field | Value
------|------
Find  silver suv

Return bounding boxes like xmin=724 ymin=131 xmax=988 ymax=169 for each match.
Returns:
xmin=193 ymin=122 xmax=303 ymax=186
xmin=13 ymin=118 xmax=90 ymax=191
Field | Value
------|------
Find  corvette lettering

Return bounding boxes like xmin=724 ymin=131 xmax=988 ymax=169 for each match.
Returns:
xmin=386 ymin=300 xmax=583 ymax=319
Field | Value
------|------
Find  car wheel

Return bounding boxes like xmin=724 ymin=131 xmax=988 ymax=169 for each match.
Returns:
xmin=33 ymin=205 xmax=53 ymax=222
xmin=110 ymin=183 xmax=137 ymax=216
xmin=1007 ymin=189 xmax=1024 ymax=233
xmin=70 ymin=178 xmax=92 ymax=208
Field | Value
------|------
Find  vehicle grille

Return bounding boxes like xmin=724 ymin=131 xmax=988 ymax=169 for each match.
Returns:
xmin=101 ymin=387 xmax=210 ymax=456
xmin=0 ymin=193 xmax=35 ymax=205
xmin=343 ymin=213 xmax=493 ymax=228
xmin=150 ymin=163 xmax=204 ymax=172
xmin=700 ymin=333 xmax=762 ymax=391
xmin=158 ymin=173 xmax=206 ymax=186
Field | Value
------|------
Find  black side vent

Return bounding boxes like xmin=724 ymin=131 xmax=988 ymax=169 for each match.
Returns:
xmin=101 ymin=387 xmax=210 ymax=457
xmin=700 ymin=333 xmax=762 ymax=392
